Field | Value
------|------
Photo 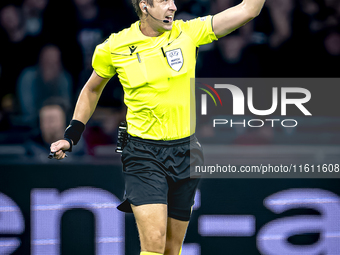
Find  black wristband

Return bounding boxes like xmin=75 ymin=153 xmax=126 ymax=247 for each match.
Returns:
xmin=64 ymin=119 xmax=85 ymax=147
xmin=63 ymin=137 xmax=73 ymax=152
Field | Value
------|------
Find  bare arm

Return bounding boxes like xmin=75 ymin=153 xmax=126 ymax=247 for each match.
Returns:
xmin=50 ymin=71 xmax=110 ymax=159
xmin=72 ymin=70 xmax=110 ymax=124
xmin=213 ymin=0 xmax=266 ymax=38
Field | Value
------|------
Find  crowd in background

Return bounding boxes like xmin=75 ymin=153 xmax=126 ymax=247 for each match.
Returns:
xmin=0 ymin=0 xmax=339 ymax=159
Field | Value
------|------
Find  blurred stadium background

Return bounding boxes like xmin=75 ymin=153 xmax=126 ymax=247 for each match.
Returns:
xmin=0 ymin=0 xmax=339 ymax=254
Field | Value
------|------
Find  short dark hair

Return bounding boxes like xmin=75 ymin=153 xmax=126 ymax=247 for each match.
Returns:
xmin=41 ymin=97 xmax=70 ymax=121
xmin=131 ymin=0 xmax=154 ymax=18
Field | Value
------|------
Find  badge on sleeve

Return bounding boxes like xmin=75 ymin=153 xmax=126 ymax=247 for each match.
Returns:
xmin=165 ymin=48 xmax=183 ymax=72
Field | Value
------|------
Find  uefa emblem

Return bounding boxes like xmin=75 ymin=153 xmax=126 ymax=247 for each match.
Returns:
xmin=165 ymin=48 xmax=183 ymax=72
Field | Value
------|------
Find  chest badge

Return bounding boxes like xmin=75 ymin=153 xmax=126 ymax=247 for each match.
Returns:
xmin=165 ymin=48 xmax=183 ymax=72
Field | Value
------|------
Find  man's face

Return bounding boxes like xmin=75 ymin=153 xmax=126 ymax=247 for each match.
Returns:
xmin=145 ymin=0 xmax=177 ymax=32
xmin=40 ymin=105 xmax=65 ymax=143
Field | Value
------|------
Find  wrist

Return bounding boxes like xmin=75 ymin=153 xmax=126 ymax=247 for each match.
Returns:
xmin=63 ymin=137 xmax=73 ymax=152
xmin=63 ymin=119 xmax=85 ymax=152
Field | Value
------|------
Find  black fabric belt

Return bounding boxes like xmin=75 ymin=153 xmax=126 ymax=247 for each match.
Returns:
xmin=128 ymin=134 xmax=196 ymax=146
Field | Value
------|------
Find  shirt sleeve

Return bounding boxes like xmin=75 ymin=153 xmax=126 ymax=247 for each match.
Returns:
xmin=180 ymin=15 xmax=218 ymax=47
xmin=92 ymin=38 xmax=116 ymax=78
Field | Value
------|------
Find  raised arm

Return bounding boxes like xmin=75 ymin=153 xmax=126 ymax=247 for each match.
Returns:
xmin=50 ymin=70 xmax=110 ymax=159
xmin=213 ymin=0 xmax=266 ymax=38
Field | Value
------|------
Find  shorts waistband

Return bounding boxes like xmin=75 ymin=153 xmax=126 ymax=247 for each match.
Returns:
xmin=128 ymin=134 xmax=196 ymax=146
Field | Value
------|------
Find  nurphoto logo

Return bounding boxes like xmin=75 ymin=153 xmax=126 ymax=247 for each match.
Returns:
xmin=196 ymin=79 xmax=312 ymax=128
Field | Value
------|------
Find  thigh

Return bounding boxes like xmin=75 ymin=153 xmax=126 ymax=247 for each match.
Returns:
xmin=164 ymin=217 xmax=189 ymax=255
xmin=132 ymin=204 xmax=168 ymax=253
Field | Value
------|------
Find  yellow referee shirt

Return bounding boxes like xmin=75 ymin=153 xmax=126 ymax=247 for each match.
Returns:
xmin=92 ymin=16 xmax=217 ymax=140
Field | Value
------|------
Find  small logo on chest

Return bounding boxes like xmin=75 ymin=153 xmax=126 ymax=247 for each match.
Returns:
xmin=129 ymin=45 xmax=137 ymax=54
xmin=165 ymin=48 xmax=184 ymax=72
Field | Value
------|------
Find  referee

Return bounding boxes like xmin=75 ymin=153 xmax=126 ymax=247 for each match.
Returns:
xmin=50 ymin=0 xmax=266 ymax=254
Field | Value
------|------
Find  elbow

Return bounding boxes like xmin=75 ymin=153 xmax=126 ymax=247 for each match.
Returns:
xmin=254 ymin=8 xmax=263 ymax=17
xmin=240 ymin=9 xmax=258 ymax=25
xmin=247 ymin=8 xmax=261 ymax=19
xmin=242 ymin=1 xmax=264 ymax=19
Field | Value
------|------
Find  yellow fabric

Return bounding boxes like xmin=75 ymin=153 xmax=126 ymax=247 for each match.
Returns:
xmin=139 ymin=247 xmax=181 ymax=255
xmin=92 ymin=38 xmax=116 ymax=78
xmin=92 ymin=16 xmax=217 ymax=140
xmin=140 ymin=252 xmax=163 ymax=255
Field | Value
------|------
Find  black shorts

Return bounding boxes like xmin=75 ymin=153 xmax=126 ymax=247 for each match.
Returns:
xmin=117 ymin=134 xmax=203 ymax=221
